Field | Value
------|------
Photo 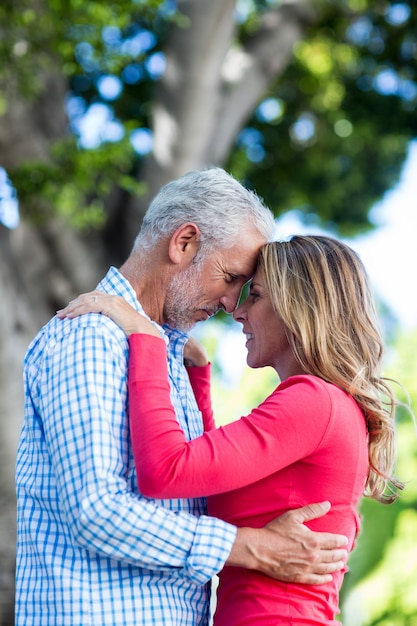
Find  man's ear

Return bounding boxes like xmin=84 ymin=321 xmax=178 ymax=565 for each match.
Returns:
xmin=168 ymin=223 xmax=201 ymax=265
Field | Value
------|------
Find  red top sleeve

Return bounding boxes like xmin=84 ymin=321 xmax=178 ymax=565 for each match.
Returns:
xmin=186 ymin=363 xmax=215 ymax=431
xmin=128 ymin=334 xmax=339 ymax=499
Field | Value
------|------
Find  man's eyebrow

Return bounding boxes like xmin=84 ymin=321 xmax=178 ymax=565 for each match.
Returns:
xmin=226 ymin=270 xmax=251 ymax=280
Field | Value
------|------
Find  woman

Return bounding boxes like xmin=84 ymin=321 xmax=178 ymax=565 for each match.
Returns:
xmin=58 ymin=235 xmax=404 ymax=624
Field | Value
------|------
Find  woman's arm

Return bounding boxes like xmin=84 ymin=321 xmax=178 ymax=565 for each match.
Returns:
xmin=57 ymin=290 xmax=215 ymax=432
xmin=186 ymin=363 xmax=216 ymax=431
xmin=183 ymin=337 xmax=215 ymax=431
xmin=130 ymin=334 xmax=331 ymax=499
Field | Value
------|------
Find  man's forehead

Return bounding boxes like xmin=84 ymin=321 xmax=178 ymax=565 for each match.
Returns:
xmin=225 ymin=257 xmax=258 ymax=282
xmin=226 ymin=237 xmax=264 ymax=272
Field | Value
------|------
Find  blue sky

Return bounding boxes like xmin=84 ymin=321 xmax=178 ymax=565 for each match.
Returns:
xmin=351 ymin=140 xmax=417 ymax=329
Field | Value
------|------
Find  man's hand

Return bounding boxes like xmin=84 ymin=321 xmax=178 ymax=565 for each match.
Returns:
xmin=183 ymin=336 xmax=209 ymax=367
xmin=226 ymin=502 xmax=348 ymax=585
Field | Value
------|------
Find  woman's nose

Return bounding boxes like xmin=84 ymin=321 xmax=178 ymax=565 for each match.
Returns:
xmin=233 ymin=301 xmax=247 ymax=323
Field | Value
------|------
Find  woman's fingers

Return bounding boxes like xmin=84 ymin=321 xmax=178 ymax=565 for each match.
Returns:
xmin=56 ymin=290 xmax=162 ymax=338
xmin=56 ymin=291 xmax=108 ymax=318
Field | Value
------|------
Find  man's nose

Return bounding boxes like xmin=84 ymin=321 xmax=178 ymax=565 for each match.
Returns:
xmin=219 ymin=286 xmax=242 ymax=314
xmin=219 ymin=298 xmax=238 ymax=314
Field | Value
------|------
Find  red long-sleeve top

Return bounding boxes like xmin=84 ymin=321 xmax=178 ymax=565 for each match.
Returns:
xmin=128 ymin=334 xmax=369 ymax=625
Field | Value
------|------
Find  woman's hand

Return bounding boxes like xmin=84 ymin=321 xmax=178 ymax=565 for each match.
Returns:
xmin=56 ymin=290 xmax=161 ymax=338
xmin=183 ymin=336 xmax=209 ymax=367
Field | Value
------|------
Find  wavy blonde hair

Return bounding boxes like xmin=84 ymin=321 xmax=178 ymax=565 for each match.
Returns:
xmin=259 ymin=235 xmax=404 ymax=503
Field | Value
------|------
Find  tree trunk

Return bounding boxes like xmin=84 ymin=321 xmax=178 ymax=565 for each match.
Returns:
xmin=0 ymin=226 xmax=34 ymax=624
xmin=126 ymin=0 xmax=317 ymax=251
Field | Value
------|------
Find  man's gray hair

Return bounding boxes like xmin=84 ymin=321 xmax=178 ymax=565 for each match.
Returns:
xmin=133 ymin=167 xmax=275 ymax=257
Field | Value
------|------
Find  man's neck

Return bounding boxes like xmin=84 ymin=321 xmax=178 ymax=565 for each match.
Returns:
xmin=119 ymin=256 xmax=168 ymax=326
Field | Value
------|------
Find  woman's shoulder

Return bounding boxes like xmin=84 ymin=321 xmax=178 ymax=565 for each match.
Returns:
xmin=278 ymin=374 xmax=335 ymax=393
xmin=276 ymin=374 xmax=355 ymax=412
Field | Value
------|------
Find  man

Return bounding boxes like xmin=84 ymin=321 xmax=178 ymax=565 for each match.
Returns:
xmin=16 ymin=168 xmax=347 ymax=625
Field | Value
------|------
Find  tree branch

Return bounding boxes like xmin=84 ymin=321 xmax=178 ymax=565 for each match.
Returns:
xmin=207 ymin=0 xmax=319 ymax=163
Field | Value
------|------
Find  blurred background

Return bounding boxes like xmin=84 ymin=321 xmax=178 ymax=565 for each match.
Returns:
xmin=0 ymin=1 xmax=416 ymax=624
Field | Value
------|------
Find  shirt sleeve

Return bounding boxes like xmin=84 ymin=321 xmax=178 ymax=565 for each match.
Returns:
xmin=40 ymin=319 xmax=236 ymax=584
xmin=186 ymin=364 xmax=216 ymax=431
xmin=129 ymin=334 xmax=334 ymax=499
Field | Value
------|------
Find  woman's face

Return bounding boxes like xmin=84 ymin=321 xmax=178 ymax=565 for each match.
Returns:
xmin=233 ymin=268 xmax=302 ymax=379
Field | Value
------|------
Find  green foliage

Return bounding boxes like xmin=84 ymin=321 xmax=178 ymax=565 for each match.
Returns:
xmin=0 ymin=0 xmax=165 ymax=229
xmin=339 ymin=326 xmax=417 ymax=623
xmin=387 ymin=327 xmax=417 ymax=401
xmin=10 ymin=136 xmax=146 ymax=231
xmin=340 ymin=501 xmax=417 ymax=624
xmin=2 ymin=0 xmax=416 ymax=236
xmin=231 ymin=1 xmax=417 ymax=233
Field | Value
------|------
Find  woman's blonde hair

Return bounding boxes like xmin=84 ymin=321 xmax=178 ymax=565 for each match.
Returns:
xmin=259 ymin=235 xmax=404 ymax=504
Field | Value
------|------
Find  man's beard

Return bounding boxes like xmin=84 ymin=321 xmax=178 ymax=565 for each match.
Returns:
xmin=163 ymin=261 xmax=206 ymax=333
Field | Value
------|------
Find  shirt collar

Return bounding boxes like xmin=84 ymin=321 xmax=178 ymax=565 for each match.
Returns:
xmin=97 ymin=266 xmax=169 ymax=346
xmin=163 ymin=325 xmax=190 ymax=360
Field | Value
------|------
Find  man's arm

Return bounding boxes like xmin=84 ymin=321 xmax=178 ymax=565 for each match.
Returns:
xmin=227 ymin=501 xmax=347 ymax=585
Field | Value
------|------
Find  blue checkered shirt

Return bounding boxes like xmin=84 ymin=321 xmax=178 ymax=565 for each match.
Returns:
xmin=15 ymin=267 xmax=236 ymax=626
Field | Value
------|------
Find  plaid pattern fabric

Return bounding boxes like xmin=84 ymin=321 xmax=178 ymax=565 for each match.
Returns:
xmin=15 ymin=267 xmax=236 ymax=625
